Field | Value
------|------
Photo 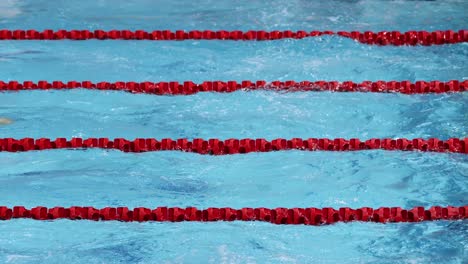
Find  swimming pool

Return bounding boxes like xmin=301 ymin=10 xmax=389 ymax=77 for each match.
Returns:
xmin=0 ymin=0 xmax=467 ymax=263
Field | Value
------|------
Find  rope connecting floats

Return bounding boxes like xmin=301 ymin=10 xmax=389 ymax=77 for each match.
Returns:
xmin=0 ymin=29 xmax=466 ymax=46
xmin=1 ymin=138 xmax=466 ymax=154
xmin=1 ymin=206 xmax=466 ymax=225
xmin=1 ymin=80 xmax=466 ymax=95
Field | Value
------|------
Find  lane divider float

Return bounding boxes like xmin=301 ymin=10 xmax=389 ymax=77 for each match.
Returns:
xmin=0 ymin=29 xmax=466 ymax=46
xmin=0 ymin=205 xmax=466 ymax=225
xmin=1 ymin=80 xmax=466 ymax=95
xmin=1 ymin=137 xmax=466 ymax=154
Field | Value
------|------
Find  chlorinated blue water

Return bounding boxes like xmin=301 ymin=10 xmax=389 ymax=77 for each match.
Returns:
xmin=1 ymin=0 xmax=467 ymax=31
xmin=0 ymin=0 xmax=467 ymax=263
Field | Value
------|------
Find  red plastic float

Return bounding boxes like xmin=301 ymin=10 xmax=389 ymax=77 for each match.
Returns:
xmin=0 ymin=137 xmax=466 ymax=154
xmin=1 ymin=80 xmax=466 ymax=95
xmin=0 ymin=29 xmax=466 ymax=46
xmin=0 ymin=205 xmax=466 ymax=225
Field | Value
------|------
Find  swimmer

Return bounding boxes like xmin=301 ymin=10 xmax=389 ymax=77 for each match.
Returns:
xmin=0 ymin=118 xmax=13 ymax=125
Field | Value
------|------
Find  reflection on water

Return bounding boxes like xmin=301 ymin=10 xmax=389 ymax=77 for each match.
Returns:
xmin=0 ymin=0 xmax=21 ymax=18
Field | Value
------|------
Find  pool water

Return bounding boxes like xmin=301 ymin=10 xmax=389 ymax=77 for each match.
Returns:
xmin=0 ymin=0 xmax=467 ymax=263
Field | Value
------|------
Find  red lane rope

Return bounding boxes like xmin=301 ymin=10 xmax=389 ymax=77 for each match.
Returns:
xmin=1 ymin=138 xmax=466 ymax=154
xmin=1 ymin=205 xmax=466 ymax=225
xmin=0 ymin=29 xmax=466 ymax=45
xmin=2 ymin=80 xmax=466 ymax=95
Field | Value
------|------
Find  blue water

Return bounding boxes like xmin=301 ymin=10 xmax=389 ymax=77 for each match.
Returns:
xmin=0 ymin=0 xmax=467 ymax=263
xmin=1 ymin=0 xmax=467 ymax=31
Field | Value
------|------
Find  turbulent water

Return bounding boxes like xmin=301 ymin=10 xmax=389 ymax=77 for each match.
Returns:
xmin=0 ymin=0 xmax=467 ymax=263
